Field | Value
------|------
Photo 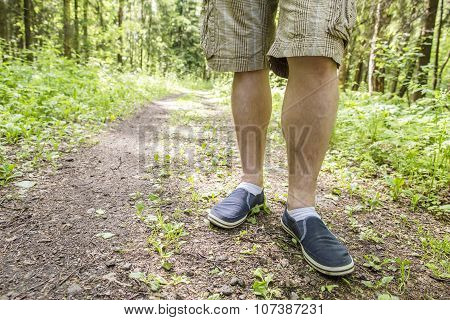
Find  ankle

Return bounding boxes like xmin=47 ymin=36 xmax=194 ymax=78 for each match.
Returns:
xmin=241 ymin=175 xmax=264 ymax=188
xmin=287 ymin=194 xmax=315 ymax=210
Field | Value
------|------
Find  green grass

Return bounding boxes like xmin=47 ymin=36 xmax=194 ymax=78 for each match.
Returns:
xmin=420 ymin=230 xmax=449 ymax=280
xmin=0 ymin=48 xmax=174 ymax=186
xmin=330 ymin=91 xmax=449 ymax=217
xmin=268 ymin=88 xmax=449 ymax=219
xmin=251 ymin=268 xmax=281 ymax=299
xmin=134 ymin=194 xmax=188 ymax=271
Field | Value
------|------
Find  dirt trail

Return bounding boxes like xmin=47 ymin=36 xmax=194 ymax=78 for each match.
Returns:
xmin=0 ymin=91 xmax=448 ymax=300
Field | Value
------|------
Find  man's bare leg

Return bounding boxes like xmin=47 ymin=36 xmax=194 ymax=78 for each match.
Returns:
xmin=207 ymin=69 xmax=271 ymax=229
xmin=232 ymin=69 xmax=272 ymax=187
xmin=281 ymin=57 xmax=339 ymax=209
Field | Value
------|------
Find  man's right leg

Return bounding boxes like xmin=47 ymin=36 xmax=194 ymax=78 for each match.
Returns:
xmin=232 ymin=69 xmax=272 ymax=188
xmin=201 ymin=0 xmax=278 ymax=228
xmin=207 ymin=69 xmax=271 ymax=228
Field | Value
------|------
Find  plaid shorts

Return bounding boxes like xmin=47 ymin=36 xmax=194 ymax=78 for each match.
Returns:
xmin=200 ymin=0 xmax=356 ymax=78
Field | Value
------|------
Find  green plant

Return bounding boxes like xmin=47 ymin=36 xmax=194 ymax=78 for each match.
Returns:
xmin=147 ymin=193 xmax=161 ymax=203
xmin=135 ymin=201 xmax=146 ymax=217
xmin=0 ymin=163 xmax=17 ymax=185
xmin=395 ymin=258 xmax=411 ymax=293
xmin=247 ymin=202 xmax=270 ymax=224
xmin=420 ymin=232 xmax=449 ymax=280
xmin=207 ymin=293 xmax=222 ymax=300
xmin=320 ymin=284 xmax=339 ymax=293
xmin=171 ymin=274 xmax=190 ymax=285
xmin=252 ymin=268 xmax=281 ymax=299
xmin=409 ymin=193 xmax=422 ymax=211
xmin=359 ymin=226 xmax=384 ymax=243
xmin=363 ymin=255 xmax=394 ymax=271
xmin=240 ymin=244 xmax=260 ymax=255
xmin=386 ymin=176 xmax=405 ymax=201
xmin=365 ymin=192 xmax=382 ymax=211
xmin=362 ymin=276 xmax=394 ymax=289
xmin=377 ymin=293 xmax=399 ymax=300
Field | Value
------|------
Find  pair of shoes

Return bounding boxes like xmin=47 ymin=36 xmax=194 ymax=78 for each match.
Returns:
xmin=208 ymin=188 xmax=354 ymax=276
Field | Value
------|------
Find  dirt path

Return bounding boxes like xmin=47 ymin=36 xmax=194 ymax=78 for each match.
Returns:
xmin=1 ymin=90 xmax=448 ymax=300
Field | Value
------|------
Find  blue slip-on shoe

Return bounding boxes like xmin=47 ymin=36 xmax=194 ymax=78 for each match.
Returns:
xmin=208 ymin=188 xmax=265 ymax=229
xmin=281 ymin=208 xmax=354 ymax=276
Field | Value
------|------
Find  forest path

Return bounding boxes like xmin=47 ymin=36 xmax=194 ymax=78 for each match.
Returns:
xmin=0 ymin=90 xmax=448 ymax=300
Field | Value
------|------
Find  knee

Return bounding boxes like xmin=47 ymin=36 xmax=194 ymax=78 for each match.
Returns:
xmin=233 ymin=68 xmax=269 ymax=84
xmin=287 ymin=57 xmax=337 ymax=78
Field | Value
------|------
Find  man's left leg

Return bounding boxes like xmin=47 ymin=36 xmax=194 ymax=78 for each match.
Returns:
xmin=279 ymin=56 xmax=354 ymax=276
xmin=282 ymin=57 xmax=338 ymax=209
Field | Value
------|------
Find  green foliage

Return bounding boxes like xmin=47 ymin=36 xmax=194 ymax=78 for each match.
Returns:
xmin=251 ymin=268 xmax=281 ymax=299
xmin=0 ymin=162 xmax=16 ymax=185
xmin=395 ymin=258 xmax=411 ymax=294
xmin=362 ymin=276 xmax=394 ymax=289
xmin=138 ymin=273 xmax=168 ymax=292
xmin=363 ymin=254 xmax=394 ymax=271
xmin=0 ymin=48 xmax=172 ymax=186
xmin=320 ymin=284 xmax=339 ymax=293
xmin=330 ymin=91 xmax=449 ymax=217
xmin=420 ymin=232 xmax=449 ymax=280
xmin=377 ymin=293 xmax=399 ymax=300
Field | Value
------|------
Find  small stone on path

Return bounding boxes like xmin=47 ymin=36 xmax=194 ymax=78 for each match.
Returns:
xmin=67 ymin=283 xmax=83 ymax=295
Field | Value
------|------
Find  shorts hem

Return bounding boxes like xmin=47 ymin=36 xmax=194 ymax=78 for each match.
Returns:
xmin=267 ymin=35 xmax=345 ymax=66
xmin=206 ymin=55 xmax=269 ymax=73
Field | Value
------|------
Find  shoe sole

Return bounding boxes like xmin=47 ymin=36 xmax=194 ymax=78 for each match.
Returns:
xmin=207 ymin=210 xmax=249 ymax=229
xmin=280 ymin=217 xmax=355 ymax=276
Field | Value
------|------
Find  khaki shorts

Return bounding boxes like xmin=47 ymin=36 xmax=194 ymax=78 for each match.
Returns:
xmin=200 ymin=0 xmax=356 ymax=78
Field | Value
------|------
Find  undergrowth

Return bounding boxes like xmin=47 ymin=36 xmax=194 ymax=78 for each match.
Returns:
xmin=0 ymin=48 xmax=174 ymax=185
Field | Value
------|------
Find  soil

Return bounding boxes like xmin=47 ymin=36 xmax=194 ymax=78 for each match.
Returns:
xmin=0 ymin=90 xmax=448 ymax=300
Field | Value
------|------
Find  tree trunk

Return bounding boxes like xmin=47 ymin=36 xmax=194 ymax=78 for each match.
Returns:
xmin=73 ymin=0 xmax=79 ymax=56
xmin=146 ymin=1 xmax=153 ymax=72
xmin=413 ymin=0 xmax=439 ymax=100
xmin=117 ymin=0 xmax=123 ymax=65
xmin=437 ymin=51 xmax=450 ymax=86
xmin=368 ymin=0 xmax=382 ymax=94
xmin=82 ymin=0 xmax=89 ymax=61
xmin=63 ymin=0 xmax=71 ymax=58
xmin=12 ymin=0 xmax=22 ymax=52
xmin=339 ymin=51 xmax=349 ymax=88
xmin=374 ymin=66 xmax=385 ymax=93
xmin=391 ymin=68 xmax=400 ymax=93
xmin=140 ymin=0 xmax=144 ymax=70
xmin=23 ymin=0 xmax=32 ymax=59
xmin=341 ymin=33 xmax=356 ymax=89
xmin=352 ymin=60 xmax=364 ymax=91
xmin=433 ymin=0 xmax=444 ymax=89
xmin=0 ymin=0 xmax=8 ymax=42
xmin=398 ymin=62 xmax=415 ymax=98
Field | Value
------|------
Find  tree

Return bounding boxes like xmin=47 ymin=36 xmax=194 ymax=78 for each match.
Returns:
xmin=433 ymin=0 xmax=444 ymax=89
xmin=413 ymin=0 xmax=439 ymax=100
xmin=0 ymin=0 xmax=8 ymax=43
xmin=368 ymin=0 xmax=382 ymax=94
xmin=82 ymin=0 xmax=89 ymax=61
xmin=73 ymin=0 xmax=79 ymax=55
xmin=63 ymin=0 xmax=72 ymax=57
xmin=117 ymin=0 xmax=123 ymax=65
xmin=23 ymin=0 xmax=32 ymax=58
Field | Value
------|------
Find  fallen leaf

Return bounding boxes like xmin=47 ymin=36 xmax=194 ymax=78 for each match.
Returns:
xmin=96 ymin=232 xmax=115 ymax=239
xmin=129 ymin=271 xmax=145 ymax=280
xmin=14 ymin=180 xmax=36 ymax=189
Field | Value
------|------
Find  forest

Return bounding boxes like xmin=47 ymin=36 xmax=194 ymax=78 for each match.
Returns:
xmin=1 ymin=1 xmax=448 ymax=92
xmin=0 ymin=0 xmax=449 ymax=300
